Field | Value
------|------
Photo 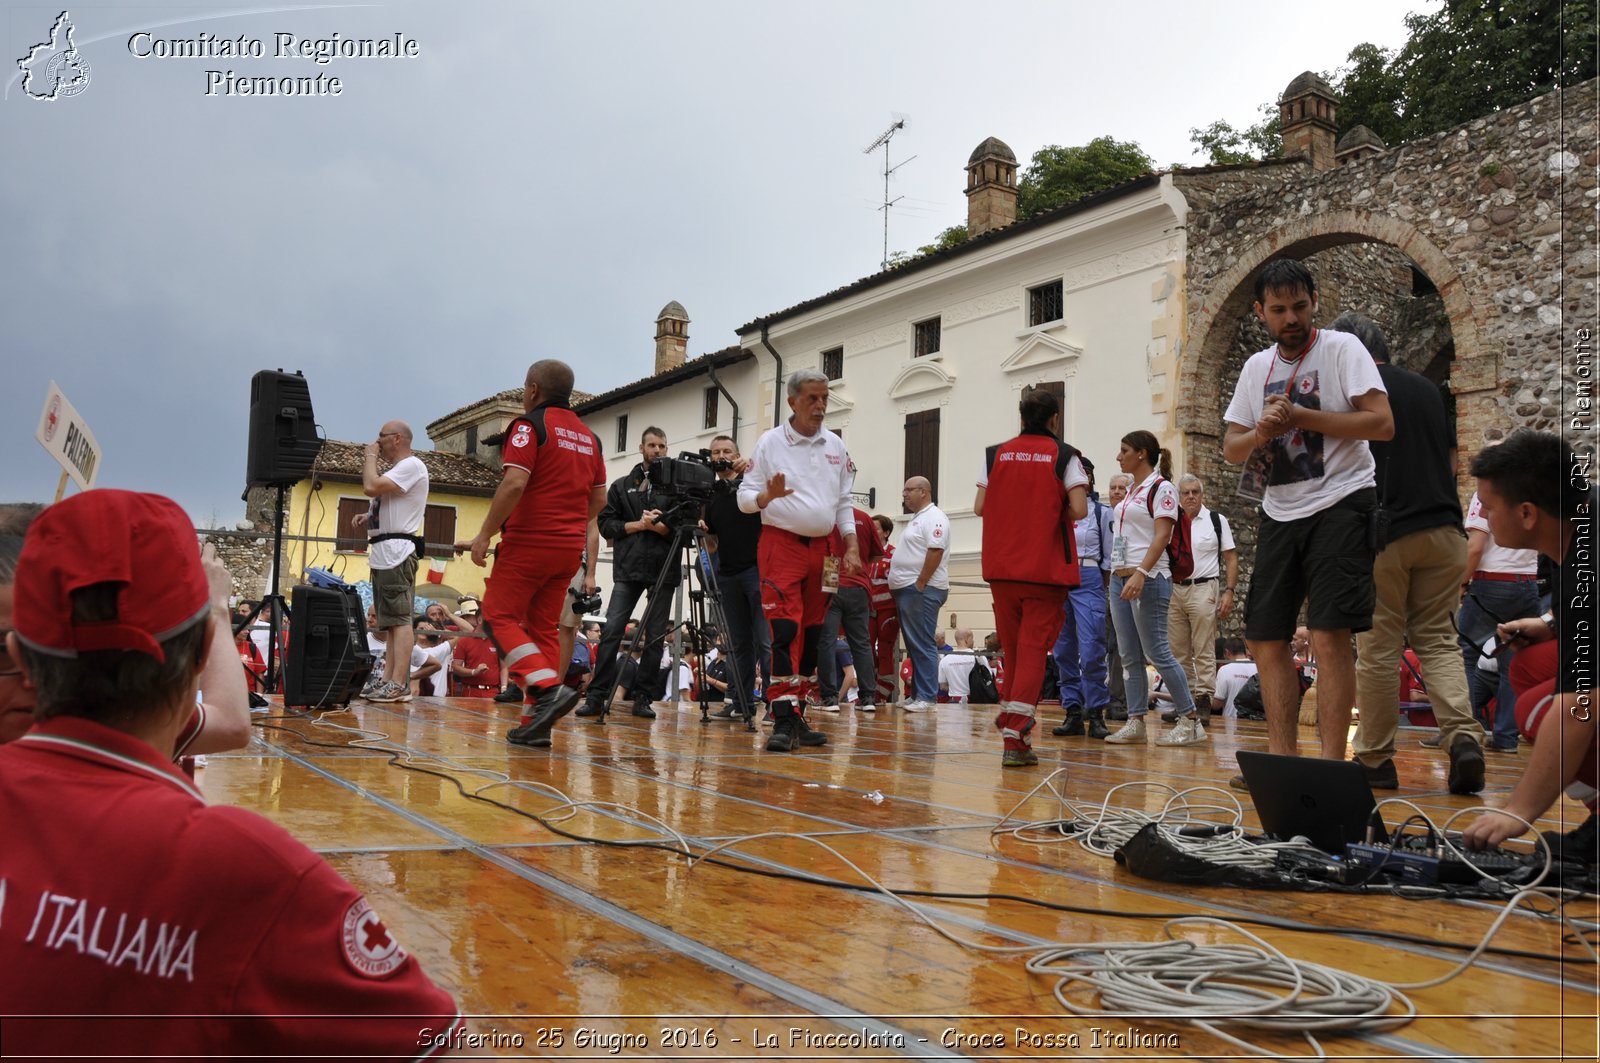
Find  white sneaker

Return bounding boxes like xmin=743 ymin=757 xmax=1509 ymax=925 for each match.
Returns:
xmin=1103 ymin=716 xmax=1147 ymax=744
xmin=820 ymin=701 xmax=841 ymax=713
xmin=859 ymin=701 xmax=876 ymax=713
xmin=1157 ymin=716 xmax=1208 ymax=746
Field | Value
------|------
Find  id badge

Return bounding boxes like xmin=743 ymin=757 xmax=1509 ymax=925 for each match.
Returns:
xmin=821 ymin=555 xmax=840 ymax=594
xmin=1110 ymin=535 xmax=1130 ymax=568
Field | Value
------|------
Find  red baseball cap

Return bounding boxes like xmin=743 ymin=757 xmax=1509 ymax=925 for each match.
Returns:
xmin=13 ymin=490 xmax=209 ymax=663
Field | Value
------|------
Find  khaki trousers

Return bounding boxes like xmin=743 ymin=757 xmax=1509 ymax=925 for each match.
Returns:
xmin=1169 ymin=581 xmax=1219 ymax=701
xmin=1354 ymin=524 xmax=1474 ymax=766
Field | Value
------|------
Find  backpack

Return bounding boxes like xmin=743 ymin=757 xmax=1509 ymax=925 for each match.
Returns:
xmin=1144 ymin=476 xmax=1194 ymax=581
xmin=1233 ymin=673 xmax=1265 ymax=716
xmin=968 ymin=659 xmax=1000 ymax=704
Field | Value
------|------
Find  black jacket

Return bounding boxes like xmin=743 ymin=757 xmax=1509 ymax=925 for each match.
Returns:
xmin=598 ymin=463 xmax=680 ymax=584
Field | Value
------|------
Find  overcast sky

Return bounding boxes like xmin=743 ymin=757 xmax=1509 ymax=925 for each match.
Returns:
xmin=1 ymin=0 xmax=1427 ymax=524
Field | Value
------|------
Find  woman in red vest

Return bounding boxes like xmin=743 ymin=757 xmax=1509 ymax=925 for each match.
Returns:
xmin=975 ymin=390 xmax=1088 ymax=767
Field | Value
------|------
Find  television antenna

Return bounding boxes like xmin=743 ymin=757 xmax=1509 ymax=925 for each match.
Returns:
xmin=864 ymin=113 xmax=914 ymax=271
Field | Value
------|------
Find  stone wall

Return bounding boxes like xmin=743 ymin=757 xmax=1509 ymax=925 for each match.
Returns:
xmin=203 ymin=485 xmax=282 ymax=602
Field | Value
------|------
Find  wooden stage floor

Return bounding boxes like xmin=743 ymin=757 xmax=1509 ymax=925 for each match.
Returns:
xmin=202 ymin=695 xmax=1599 ymax=1061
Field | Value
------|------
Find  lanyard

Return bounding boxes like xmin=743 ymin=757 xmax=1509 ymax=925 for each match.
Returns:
xmin=1116 ymin=472 xmax=1161 ymax=536
xmin=1266 ymin=328 xmax=1318 ymax=400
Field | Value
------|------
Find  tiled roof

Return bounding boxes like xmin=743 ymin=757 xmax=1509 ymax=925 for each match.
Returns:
xmin=426 ymin=385 xmax=594 ymax=434
xmin=309 ymin=440 xmax=501 ymax=493
xmin=735 ymin=173 xmax=1162 ymax=333
xmin=574 ymin=346 xmax=753 ymax=415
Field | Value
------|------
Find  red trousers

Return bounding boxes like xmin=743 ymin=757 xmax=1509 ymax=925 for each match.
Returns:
xmin=990 ymin=580 xmax=1070 ymax=716
xmin=482 ymin=541 xmax=580 ymax=693
xmin=871 ymin=608 xmax=900 ymax=703
xmin=759 ymin=528 xmax=830 ymax=684
xmin=1513 ymin=640 xmax=1598 ymax=806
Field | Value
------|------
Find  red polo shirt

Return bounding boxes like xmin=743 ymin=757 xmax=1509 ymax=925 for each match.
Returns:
xmin=499 ymin=402 xmax=607 ymax=548
xmin=451 ymin=628 xmax=501 ymax=693
xmin=0 ymin=717 xmax=459 ymax=1058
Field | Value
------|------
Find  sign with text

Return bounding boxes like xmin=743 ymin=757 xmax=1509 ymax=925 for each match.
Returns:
xmin=35 ymin=381 xmax=101 ymax=491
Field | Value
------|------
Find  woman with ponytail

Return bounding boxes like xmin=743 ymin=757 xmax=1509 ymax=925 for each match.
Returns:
xmin=1102 ymin=431 xmax=1208 ymax=746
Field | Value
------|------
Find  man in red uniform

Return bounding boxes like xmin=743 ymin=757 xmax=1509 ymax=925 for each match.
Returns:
xmin=974 ymin=389 xmax=1088 ymax=767
xmin=448 ymin=599 xmax=501 ymax=698
xmin=0 ymin=490 xmax=460 ymax=1057
xmin=867 ymin=513 xmax=900 ymax=707
xmin=457 ymin=360 xmax=607 ymax=747
xmin=738 ymin=368 xmax=861 ymax=752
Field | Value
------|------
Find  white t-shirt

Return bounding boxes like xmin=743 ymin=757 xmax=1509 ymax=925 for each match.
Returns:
xmin=1110 ymin=472 xmax=1180 ymax=578
xmin=366 ymin=454 xmax=431 ymax=570
xmin=938 ymin=651 xmax=985 ymax=702
xmin=366 ymin=634 xmax=427 ymax=679
xmin=1464 ymin=492 xmax=1538 ymax=575
xmin=1214 ymin=660 xmax=1259 ymax=716
xmin=1188 ymin=506 xmax=1237 ymax=581
xmin=889 ymin=503 xmax=951 ymax=590
xmin=1224 ymin=329 xmax=1386 ymax=522
xmin=418 ymin=640 xmax=454 ymax=696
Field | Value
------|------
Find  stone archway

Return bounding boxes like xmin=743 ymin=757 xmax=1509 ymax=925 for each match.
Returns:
xmin=1180 ymin=209 xmax=1486 ymax=440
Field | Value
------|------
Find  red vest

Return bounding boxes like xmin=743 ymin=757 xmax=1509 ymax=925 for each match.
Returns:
xmin=980 ymin=430 xmax=1081 ymax=588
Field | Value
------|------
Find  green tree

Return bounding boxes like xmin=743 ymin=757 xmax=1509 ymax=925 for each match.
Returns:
xmin=1189 ymin=104 xmax=1282 ymax=166
xmin=1016 ymin=136 xmax=1154 ymax=219
xmin=916 ymin=224 xmax=969 ymax=256
xmin=1329 ymin=42 xmax=1405 ymax=145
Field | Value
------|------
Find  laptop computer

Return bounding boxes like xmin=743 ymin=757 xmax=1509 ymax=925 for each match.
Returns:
xmin=1236 ymin=751 xmax=1388 ymax=854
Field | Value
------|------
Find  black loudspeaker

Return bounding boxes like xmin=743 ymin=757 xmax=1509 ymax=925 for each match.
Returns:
xmin=283 ymin=584 xmax=373 ymax=709
xmin=246 ymin=370 xmax=321 ymax=486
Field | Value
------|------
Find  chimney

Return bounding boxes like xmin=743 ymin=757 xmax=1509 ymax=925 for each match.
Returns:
xmin=965 ymin=136 xmax=1018 ymax=237
xmin=1278 ymin=72 xmax=1339 ymax=171
xmin=1335 ymin=124 xmax=1386 ymax=166
xmin=654 ymin=300 xmax=688 ymax=374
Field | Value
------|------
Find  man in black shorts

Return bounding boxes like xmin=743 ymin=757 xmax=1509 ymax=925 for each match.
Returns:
xmin=1222 ymin=259 xmax=1394 ymax=763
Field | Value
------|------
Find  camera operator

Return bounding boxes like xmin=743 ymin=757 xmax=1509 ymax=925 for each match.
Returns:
xmin=577 ymin=427 xmax=678 ymax=721
xmin=700 ymin=434 xmax=763 ymax=720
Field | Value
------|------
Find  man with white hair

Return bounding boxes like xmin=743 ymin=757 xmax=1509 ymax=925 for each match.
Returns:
xmin=1166 ymin=474 xmax=1237 ymax=720
xmin=739 ymin=367 xmax=861 ymax=752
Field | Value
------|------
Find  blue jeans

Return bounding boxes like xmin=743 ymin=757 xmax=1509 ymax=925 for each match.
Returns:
xmin=892 ymin=583 xmax=947 ymax=702
xmin=716 ymin=564 xmax=766 ymax=714
xmin=1052 ymin=573 xmax=1110 ymax=710
xmin=1109 ymin=573 xmax=1195 ymax=719
xmin=1457 ymin=578 xmax=1541 ymax=747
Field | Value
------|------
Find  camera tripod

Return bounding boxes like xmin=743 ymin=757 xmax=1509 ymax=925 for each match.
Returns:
xmin=593 ymin=499 xmax=755 ymax=732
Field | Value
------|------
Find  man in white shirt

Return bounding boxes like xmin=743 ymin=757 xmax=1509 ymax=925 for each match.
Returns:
xmin=355 ymin=421 xmax=429 ymax=704
xmin=889 ymin=476 xmax=949 ymax=710
xmin=738 ymin=368 xmax=861 ymax=752
xmin=1211 ymin=638 xmax=1259 ymax=717
xmin=1168 ymin=475 xmax=1238 ymax=719
xmin=1222 ymin=258 xmax=1392 ymax=765
xmin=937 ymin=629 xmax=986 ymax=704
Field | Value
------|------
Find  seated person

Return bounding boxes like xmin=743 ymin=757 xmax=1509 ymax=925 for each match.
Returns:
xmin=936 ymin=629 xmax=985 ymax=705
xmin=0 ymin=491 xmax=460 ymax=1056
xmin=448 ymin=599 xmax=500 ymax=698
xmin=1461 ymin=430 xmax=1596 ymax=859
xmin=412 ymin=619 xmax=453 ymax=697
xmin=1212 ymin=638 xmax=1259 ymax=718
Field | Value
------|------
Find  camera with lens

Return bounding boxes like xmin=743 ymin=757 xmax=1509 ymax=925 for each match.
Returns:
xmin=646 ymin=449 xmax=719 ymax=502
xmin=568 ymin=586 xmax=602 ymax=616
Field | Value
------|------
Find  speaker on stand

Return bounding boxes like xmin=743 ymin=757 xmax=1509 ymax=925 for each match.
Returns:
xmin=233 ymin=370 xmax=325 ymax=702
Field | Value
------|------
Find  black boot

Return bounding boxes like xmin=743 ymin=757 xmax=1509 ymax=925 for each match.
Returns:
xmin=765 ymin=700 xmax=797 ymax=752
xmin=1051 ymin=707 xmax=1084 ymax=737
xmin=1105 ymin=701 xmax=1128 ymax=721
xmin=1085 ymin=708 xmax=1109 ymax=740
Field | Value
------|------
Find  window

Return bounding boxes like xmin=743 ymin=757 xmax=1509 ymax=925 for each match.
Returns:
xmin=465 ymin=424 xmax=478 ymax=457
xmin=913 ymin=317 xmax=941 ymax=357
xmin=821 ymin=346 xmax=844 ymax=381
xmin=1028 ymin=279 xmax=1063 ymax=327
xmin=703 ymin=386 xmax=719 ymax=430
xmin=616 ymin=414 xmax=629 ymax=453
xmin=903 ymin=409 xmax=941 ymax=507
xmin=422 ymin=505 xmax=457 ymax=558
xmin=1022 ymin=380 xmax=1065 ymax=413
xmin=336 ymin=497 xmax=368 ymax=553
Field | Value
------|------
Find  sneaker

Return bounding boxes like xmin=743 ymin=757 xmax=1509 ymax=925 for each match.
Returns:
xmin=709 ymin=704 xmax=743 ymax=720
xmin=1352 ymin=755 xmax=1399 ymax=790
xmin=631 ymin=702 xmax=657 ymax=719
xmin=360 ymin=676 xmax=383 ymax=699
xmin=1486 ymin=738 xmax=1519 ymax=753
xmin=900 ymin=699 xmax=930 ymax=713
xmin=1156 ymin=716 xmax=1208 ymax=746
xmin=494 ymin=682 xmax=524 ymax=704
xmin=1418 ymin=732 xmax=1443 ymax=749
xmin=1447 ymin=734 xmax=1486 ymax=795
xmin=367 ymin=681 xmax=404 ymax=703
xmin=820 ymin=701 xmax=842 ymax=713
xmin=858 ymin=700 xmax=876 ymax=713
xmin=1002 ymin=746 xmax=1039 ymax=768
xmin=1103 ymin=717 xmax=1147 ymax=744
xmin=511 ymin=684 xmax=581 ymax=747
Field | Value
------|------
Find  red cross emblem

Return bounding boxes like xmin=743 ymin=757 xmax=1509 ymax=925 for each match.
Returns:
xmin=43 ymin=396 xmax=60 ymax=442
xmin=341 ymin=897 xmax=406 ymax=977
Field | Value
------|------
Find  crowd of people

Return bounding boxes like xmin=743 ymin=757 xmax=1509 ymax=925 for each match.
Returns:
xmin=0 ymin=260 xmax=1591 ymax=1051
